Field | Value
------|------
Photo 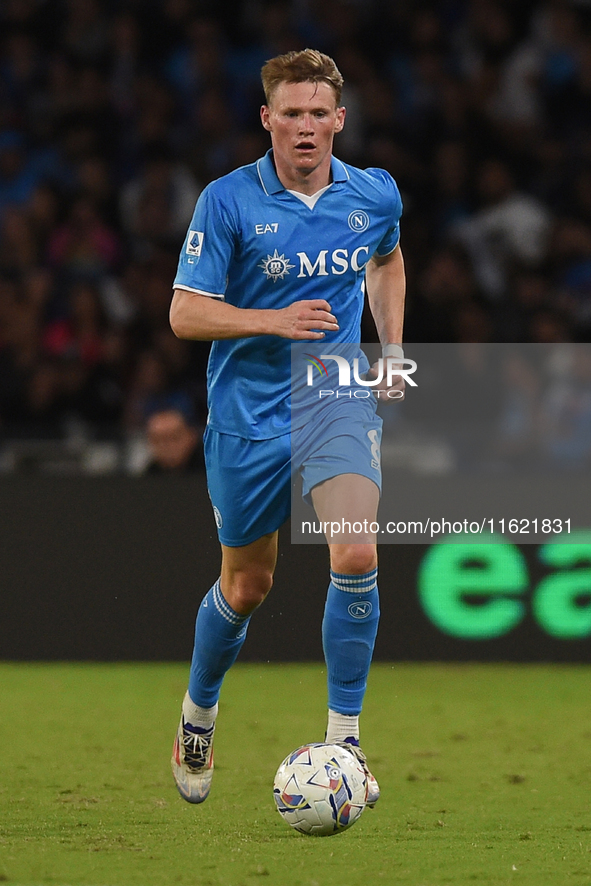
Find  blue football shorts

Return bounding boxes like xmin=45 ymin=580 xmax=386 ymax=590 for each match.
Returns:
xmin=204 ymin=402 xmax=382 ymax=547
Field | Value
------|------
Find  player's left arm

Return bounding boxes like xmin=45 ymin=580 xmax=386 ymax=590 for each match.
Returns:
xmin=365 ymin=243 xmax=406 ymax=348
xmin=364 ymin=244 xmax=406 ymax=397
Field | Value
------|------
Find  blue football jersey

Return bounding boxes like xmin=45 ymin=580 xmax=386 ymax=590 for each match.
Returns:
xmin=173 ymin=149 xmax=402 ymax=440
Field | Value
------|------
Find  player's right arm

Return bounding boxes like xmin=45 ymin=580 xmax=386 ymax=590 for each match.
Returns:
xmin=170 ymin=289 xmax=338 ymax=341
xmin=171 ymin=182 xmax=338 ymax=342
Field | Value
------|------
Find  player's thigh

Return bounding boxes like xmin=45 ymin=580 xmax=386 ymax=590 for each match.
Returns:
xmin=311 ymin=472 xmax=380 ymax=524
xmin=299 ymin=403 xmax=382 ymax=546
xmin=311 ymin=472 xmax=379 ymax=546
xmin=312 ymin=474 xmax=379 ymax=573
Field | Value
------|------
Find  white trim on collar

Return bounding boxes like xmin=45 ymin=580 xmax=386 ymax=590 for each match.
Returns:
xmin=286 ymin=183 xmax=333 ymax=210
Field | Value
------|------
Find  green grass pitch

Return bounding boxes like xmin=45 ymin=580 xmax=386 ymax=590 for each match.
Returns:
xmin=1 ymin=662 xmax=591 ymax=886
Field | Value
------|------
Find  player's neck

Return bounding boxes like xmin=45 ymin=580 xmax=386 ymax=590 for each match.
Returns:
xmin=273 ymin=155 xmax=333 ymax=196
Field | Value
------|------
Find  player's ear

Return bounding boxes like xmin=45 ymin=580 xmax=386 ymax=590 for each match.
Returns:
xmin=260 ymin=105 xmax=272 ymax=131
xmin=334 ymin=106 xmax=346 ymax=133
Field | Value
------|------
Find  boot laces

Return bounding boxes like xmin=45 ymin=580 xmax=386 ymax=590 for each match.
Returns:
xmin=181 ymin=723 xmax=214 ymax=771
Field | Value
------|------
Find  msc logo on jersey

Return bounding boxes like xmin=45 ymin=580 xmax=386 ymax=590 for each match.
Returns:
xmin=259 ymin=247 xmax=370 ymax=281
xmin=297 ymin=247 xmax=369 ymax=277
xmin=259 ymin=249 xmax=295 ymax=282
xmin=186 ymin=230 xmax=204 ymax=256
xmin=348 ymin=210 xmax=370 ymax=233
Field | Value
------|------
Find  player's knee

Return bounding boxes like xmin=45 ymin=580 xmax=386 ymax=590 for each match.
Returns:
xmin=223 ymin=568 xmax=273 ymax=614
xmin=331 ymin=545 xmax=377 ymax=577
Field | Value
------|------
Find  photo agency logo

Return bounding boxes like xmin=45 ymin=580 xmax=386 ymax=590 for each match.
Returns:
xmin=304 ymin=351 xmax=417 ymax=400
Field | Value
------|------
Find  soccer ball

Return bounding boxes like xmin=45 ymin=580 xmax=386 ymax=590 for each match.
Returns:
xmin=273 ymin=743 xmax=368 ymax=836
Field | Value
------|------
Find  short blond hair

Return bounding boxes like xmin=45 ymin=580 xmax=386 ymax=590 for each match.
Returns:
xmin=261 ymin=49 xmax=344 ymax=106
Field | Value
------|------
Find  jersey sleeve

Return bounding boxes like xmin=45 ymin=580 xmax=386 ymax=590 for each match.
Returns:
xmin=173 ymin=183 xmax=236 ymax=298
xmin=373 ymin=170 xmax=403 ymax=257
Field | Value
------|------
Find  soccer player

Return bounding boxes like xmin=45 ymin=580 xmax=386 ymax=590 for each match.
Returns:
xmin=169 ymin=49 xmax=405 ymax=806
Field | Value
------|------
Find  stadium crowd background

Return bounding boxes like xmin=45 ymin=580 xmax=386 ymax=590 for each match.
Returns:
xmin=1 ymin=0 xmax=591 ymax=471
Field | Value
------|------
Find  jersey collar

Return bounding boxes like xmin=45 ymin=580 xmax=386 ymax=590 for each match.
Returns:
xmin=256 ymin=149 xmax=349 ymax=196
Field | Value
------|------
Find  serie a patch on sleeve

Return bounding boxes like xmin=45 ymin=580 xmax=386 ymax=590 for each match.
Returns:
xmin=186 ymin=231 xmax=204 ymax=256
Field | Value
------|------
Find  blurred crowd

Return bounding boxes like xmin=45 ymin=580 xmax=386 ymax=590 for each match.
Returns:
xmin=380 ymin=343 xmax=591 ymax=473
xmin=1 ymin=0 xmax=591 ymax=463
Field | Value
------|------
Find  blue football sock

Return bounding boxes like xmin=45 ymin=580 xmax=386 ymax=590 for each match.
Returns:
xmin=322 ymin=568 xmax=380 ymax=716
xmin=188 ymin=579 xmax=250 ymax=708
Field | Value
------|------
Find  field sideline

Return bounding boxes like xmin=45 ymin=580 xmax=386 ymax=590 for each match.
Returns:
xmin=1 ymin=662 xmax=590 ymax=886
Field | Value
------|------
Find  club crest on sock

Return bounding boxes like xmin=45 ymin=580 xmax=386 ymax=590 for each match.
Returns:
xmin=348 ymin=600 xmax=373 ymax=619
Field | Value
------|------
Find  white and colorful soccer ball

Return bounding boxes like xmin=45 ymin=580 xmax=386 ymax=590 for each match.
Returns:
xmin=273 ymin=743 xmax=367 ymax=836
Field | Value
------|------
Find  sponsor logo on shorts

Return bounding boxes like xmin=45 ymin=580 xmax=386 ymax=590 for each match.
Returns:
xmin=368 ymin=429 xmax=381 ymax=470
xmin=213 ymin=505 xmax=223 ymax=528
xmin=348 ymin=601 xmax=373 ymax=619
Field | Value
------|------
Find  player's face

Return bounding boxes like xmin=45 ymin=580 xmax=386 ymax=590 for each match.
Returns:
xmin=261 ymin=81 xmax=345 ymax=188
xmin=148 ymin=413 xmax=197 ymax=469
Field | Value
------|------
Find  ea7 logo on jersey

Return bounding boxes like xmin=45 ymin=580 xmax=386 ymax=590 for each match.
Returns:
xmin=255 ymin=223 xmax=279 ymax=234
xmin=186 ymin=231 xmax=204 ymax=256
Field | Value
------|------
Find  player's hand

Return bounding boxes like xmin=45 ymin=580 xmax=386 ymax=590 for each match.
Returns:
xmin=366 ymin=359 xmax=405 ymax=402
xmin=272 ymin=300 xmax=339 ymax=340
